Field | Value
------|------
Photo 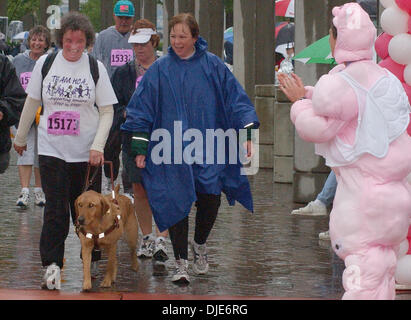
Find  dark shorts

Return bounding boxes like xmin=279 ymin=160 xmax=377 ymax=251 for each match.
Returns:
xmin=122 ymin=151 xmax=143 ymax=184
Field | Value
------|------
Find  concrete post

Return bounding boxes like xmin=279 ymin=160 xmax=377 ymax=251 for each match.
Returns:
xmin=131 ymin=0 xmax=142 ymax=20
xmin=0 ymin=0 xmax=7 ymax=17
xmin=101 ymin=0 xmax=114 ymax=30
xmin=233 ymin=0 xmax=255 ymax=98
xmin=142 ymin=0 xmax=156 ymax=25
xmin=176 ymin=0 xmax=195 ymax=14
xmin=292 ymin=0 xmax=351 ymax=203
xmin=255 ymin=0 xmax=275 ymax=86
xmin=195 ymin=0 xmax=224 ymax=58
xmin=163 ymin=0 xmax=174 ymax=54
xmin=233 ymin=0 xmax=275 ymax=100
xmin=69 ymin=0 xmax=80 ymax=12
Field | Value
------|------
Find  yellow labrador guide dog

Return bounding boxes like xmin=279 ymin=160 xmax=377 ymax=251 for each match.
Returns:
xmin=75 ymin=185 xmax=139 ymax=291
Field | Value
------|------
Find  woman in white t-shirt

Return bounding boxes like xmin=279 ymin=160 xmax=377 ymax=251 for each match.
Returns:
xmin=13 ymin=12 xmax=118 ymax=290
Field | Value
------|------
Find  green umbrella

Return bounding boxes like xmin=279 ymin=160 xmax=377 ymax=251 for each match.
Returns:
xmin=293 ymin=35 xmax=337 ymax=65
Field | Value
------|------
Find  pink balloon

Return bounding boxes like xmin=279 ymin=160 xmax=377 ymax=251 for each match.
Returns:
xmin=395 ymin=0 xmax=411 ymax=15
xmin=409 ymin=16 xmax=411 ymax=33
xmin=375 ymin=33 xmax=393 ymax=60
xmin=379 ymin=57 xmax=406 ymax=82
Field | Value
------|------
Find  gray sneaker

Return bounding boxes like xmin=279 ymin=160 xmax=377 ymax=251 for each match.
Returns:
xmin=291 ymin=200 xmax=327 ymax=216
xmin=192 ymin=242 xmax=209 ymax=275
xmin=16 ymin=190 xmax=30 ymax=208
xmin=34 ymin=190 xmax=46 ymax=206
xmin=153 ymin=238 xmax=169 ymax=262
xmin=172 ymin=259 xmax=190 ymax=284
xmin=137 ymin=236 xmax=154 ymax=258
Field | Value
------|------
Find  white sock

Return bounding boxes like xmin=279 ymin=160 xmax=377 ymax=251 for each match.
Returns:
xmin=143 ymin=233 xmax=153 ymax=241
xmin=34 ymin=187 xmax=43 ymax=193
xmin=21 ymin=187 xmax=29 ymax=194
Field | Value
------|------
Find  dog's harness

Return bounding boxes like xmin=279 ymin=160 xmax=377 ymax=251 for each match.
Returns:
xmin=75 ymin=214 xmax=121 ymax=250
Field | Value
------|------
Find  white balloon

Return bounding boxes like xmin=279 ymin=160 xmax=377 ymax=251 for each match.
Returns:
xmin=389 ymin=34 xmax=411 ymax=65
xmin=381 ymin=7 xmax=409 ymax=36
xmin=404 ymin=64 xmax=411 ymax=86
xmin=380 ymin=0 xmax=396 ymax=8
xmin=396 ymin=255 xmax=411 ymax=285
xmin=398 ymin=240 xmax=409 ymax=259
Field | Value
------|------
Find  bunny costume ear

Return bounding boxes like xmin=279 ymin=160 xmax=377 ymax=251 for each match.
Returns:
xmin=331 ymin=2 xmax=376 ymax=64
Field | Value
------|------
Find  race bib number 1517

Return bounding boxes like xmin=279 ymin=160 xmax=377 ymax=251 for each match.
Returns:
xmin=47 ymin=111 xmax=80 ymax=136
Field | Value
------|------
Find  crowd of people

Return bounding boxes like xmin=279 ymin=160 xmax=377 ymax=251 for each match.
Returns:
xmin=1 ymin=0 xmax=259 ymax=289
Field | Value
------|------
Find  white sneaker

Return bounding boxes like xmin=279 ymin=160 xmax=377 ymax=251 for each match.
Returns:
xmin=291 ymin=200 xmax=327 ymax=216
xmin=192 ymin=242 xmax=209 ymax=275
xmin=153 ymin=237 xmax=169 ymax=262
xmin=41 ymin=263 xmax=61 ymax=290
xmin=172 ymin=259 xmax=190 ymax=284
xmin=34 ymin=190 xmax=46 ymax=206
xmin=319 ymin=230 xmax=330 ymax=241
xmin=16 ymin=190 xmax=30 ymax=207
xmin=137 ymin=236 xmax=154 ymax=258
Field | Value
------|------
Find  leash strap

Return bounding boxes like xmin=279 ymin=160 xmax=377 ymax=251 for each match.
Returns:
xmin=82 ymin=160 xmax=115 ymax=194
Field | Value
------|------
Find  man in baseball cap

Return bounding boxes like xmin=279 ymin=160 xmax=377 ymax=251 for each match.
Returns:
xmin=91 ymin=0 xmax=136 ymax=78
xmin=114 ymin=0 xmax=135 ymax=17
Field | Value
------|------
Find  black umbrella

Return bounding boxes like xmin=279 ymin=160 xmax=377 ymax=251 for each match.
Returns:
xmin=275 ymin=22 xmax=294 ymax=47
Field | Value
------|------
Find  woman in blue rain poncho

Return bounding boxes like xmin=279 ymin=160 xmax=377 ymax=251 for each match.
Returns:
xmin=121 ymin=13 xmax=259 ymax=284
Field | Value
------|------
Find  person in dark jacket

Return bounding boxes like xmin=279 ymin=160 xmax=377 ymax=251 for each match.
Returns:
xmin=0 ymin=54 xmax=26 ymax=173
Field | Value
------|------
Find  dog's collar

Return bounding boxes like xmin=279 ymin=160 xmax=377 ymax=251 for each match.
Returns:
xmin=76 ymin=214 xmax=121 ymax=249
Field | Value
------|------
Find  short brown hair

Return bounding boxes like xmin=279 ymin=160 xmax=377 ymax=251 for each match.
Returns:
xmin=56 ymin=12 xmax=95 ymax=48
xmin=169 ymin=13 xmax=199 ymax=39
xmin=28 ymin=25 xmax=51 ymax=51
xmin=131 ymin=19 xmax=160 ymax=48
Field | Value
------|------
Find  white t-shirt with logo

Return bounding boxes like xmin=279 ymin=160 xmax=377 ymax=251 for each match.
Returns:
xmin=26 ymin=51 xmax=118 ymax=162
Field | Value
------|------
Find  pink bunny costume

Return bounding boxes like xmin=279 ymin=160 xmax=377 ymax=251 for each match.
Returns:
xmin=291 ymin=3 xmax=411 ymax=299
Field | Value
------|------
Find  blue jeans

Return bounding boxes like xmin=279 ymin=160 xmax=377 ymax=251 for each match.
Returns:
xmin=317 ymin=171 xmax=337 ymax=206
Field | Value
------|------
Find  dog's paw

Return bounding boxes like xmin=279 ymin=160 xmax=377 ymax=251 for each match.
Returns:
xmin=82 ymin=282 xmax=92 ymax=292
xmin=100 ymin=278 xmax=113 ymax=288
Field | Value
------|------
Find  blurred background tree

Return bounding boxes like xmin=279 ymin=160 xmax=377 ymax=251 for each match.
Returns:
xmin=7 ymin=0 xmax=61 ymax=23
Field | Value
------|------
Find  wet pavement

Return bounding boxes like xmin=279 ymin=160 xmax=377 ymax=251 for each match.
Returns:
xmin=0 ymin=152 xmax=410 ymax=300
